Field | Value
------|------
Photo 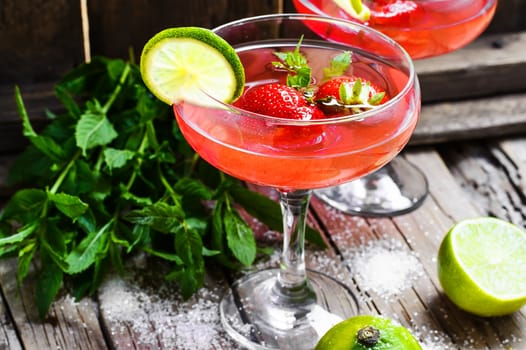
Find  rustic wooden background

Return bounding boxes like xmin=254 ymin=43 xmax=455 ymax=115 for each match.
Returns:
xmin=1 ymin=0 xmax=525 ymax=85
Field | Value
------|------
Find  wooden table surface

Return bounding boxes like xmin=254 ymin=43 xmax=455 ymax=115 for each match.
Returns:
xmin=1 ymin=31 xmax=526 ymax=350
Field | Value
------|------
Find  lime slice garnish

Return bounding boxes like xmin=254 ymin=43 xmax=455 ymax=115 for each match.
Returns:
xmin=438 ymin=217 xmax=526 ymax=316
xmin=140 ymin=27 xmax=245 ymax=107
xmin=334 ymin=0 xmax=371 ymax=22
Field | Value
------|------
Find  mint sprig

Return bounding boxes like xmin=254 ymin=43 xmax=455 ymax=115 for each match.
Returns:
xmin=272 ymin=36 xmax=312 ymax=89
xmin=323 ymin=51 xmax=352 ymax=80
xmin=0 ymin=56 xmax=326 ymax=319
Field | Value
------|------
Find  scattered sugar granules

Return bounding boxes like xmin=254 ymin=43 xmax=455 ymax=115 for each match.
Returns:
xmin=344 ymin=238 xmax=424 ymax=299
xmin=99 ymin=275 xmax=239 ymax=349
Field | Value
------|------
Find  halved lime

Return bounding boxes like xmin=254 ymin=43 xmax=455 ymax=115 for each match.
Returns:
xmin=315 ymin=315 xmax=422 ymax=350
xmin=438 ymin=217 xmax=526 ymax=316
xmin=140 ymin=27 xmax=245 ymax=107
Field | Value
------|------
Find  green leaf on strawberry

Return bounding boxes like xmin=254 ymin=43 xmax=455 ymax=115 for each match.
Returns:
xmin=316 ymin=76 xmax=387 ymax=116
xmin=340 ymin=78 xmax=386 ymax=107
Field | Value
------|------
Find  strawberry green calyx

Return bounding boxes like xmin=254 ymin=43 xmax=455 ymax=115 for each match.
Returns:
xmin=334 ymin=0 xmax=371 ymax=22
xmin=340 ymin=79 xmax=385 ymax=107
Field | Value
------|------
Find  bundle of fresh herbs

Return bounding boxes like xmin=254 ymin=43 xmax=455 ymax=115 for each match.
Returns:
xmin=0 ymin=57 xmax=324 ymax=319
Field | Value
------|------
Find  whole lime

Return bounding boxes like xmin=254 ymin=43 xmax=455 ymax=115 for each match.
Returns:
xmin=315 ymin=315 xmax=422 ymax=350
xmin=438 ymin=217 xmax=526 ymax=317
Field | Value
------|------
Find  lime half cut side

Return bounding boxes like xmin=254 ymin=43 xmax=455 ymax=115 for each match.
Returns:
xmin=438 ymin=217 xmax=526 ymax=316
xmin=140 ymin=27 xmax=245 ymax=107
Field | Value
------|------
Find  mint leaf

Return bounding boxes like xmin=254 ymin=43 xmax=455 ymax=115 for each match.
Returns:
xmin=273 ymin=36 xmax=312 ymax=89
xmin=143 ymin=247 xmax=184 ymax=265
xmin=65 ymin=220 xmax=112 ymax=274
xmin=224 ymin=207 xmax=256 ymax=266
xmin=54 ymin=84 xmax=81 ymax=119
xmin=1 ymin=189 xmax=47 ymax=221
xmin=75 ymin=100 xmax=118 ymax=155
xmin=103 ymin=147 xmax=135 ymax=170
xmin=171 ymin=227 xmax=205 ymax=298
xmin=48 ymin=192 xmax=89 ymax=221
xmin=17 ymin=242 xmax=37 ymax=284
xmin=125 ymin=202 xmax=185 ymax=233
xmin=287 ymin=66 xmax=312 ymax=89
xmin=0 ymin=222 xmax=38 ymax=248
xmin=174 ymin=177 xmax=212 ymax=201
xmin=15 ymin=86 xmax=66 ymax=162
xmin=323 ymin=51 xmax=352 ymax=79
xmin=35 ymin=251 xmax=64 ymax=319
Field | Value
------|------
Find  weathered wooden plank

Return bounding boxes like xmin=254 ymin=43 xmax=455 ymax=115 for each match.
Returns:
xmin=415 ymin=31 xmax=526 ymax=103
xmin=0 ymin=0 xmax=84 ymax=84
xmin=0 ymin=259 xmax=108 ymax=350
xmin=0 ymin=296 xmax=23 ymax=350
xmin=87 ymin=0 xmax=284 ymax=61
xmin=410 ymin=92 xmax=526 ymax=145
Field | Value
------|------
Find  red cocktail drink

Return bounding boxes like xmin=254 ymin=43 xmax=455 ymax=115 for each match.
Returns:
xmin=174 ymin=43 xmax=418 ymax=190
xmin=293 ymin=0 xmax=498 ymax=58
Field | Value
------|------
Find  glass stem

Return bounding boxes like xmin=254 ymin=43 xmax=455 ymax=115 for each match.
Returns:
xmin=275 ymin=189 xmax=314 ymax=301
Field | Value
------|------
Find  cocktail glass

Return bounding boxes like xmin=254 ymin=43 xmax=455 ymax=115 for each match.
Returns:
xmin=293 ymin=0 xmax=498 ymax=215
xmin=173 ymin=14 xmax=420 ymax=349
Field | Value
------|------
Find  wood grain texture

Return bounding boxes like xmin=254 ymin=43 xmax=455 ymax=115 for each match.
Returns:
xmin=0 ymin=259 xmax=108 ymax=350
xmin=416 ymin=31 xmax=526 ymax=103
xmin=410 ymin=92 xmax=526 ymax=145
xmin=0 ymin=0 xmax=84 ymax=84
xmin=87 ymin=0 xmax=283 ymax=61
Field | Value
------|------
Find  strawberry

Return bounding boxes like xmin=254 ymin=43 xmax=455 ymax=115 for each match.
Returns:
xmin=234 ymin=82 xmax=327 ymax=148
xmin=234 ymin=83 xmax=310 ymax=119
xmin=369 ymin=0 xmax=422 ymax=27
xmin=315 ymin=76 xmax=388 ymax=116
xmin=272 ymin=104 xmax=327 ymax=149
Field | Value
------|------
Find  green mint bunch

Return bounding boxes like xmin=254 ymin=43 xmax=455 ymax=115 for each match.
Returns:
xmin=0 ymin=56 xmax=325 ymax=319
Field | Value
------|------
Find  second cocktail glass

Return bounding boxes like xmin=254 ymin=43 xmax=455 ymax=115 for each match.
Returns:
xmin=293 ymin=0 xmax=498 ymax=215
xmin=173 ymin=14 xmax=420 ymax=349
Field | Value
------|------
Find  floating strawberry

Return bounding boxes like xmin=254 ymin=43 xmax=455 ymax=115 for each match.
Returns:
xmin=272 ymin=104 xmax=327 ymax=149
xmin=234 ymin=83 xmax=310 ymax=119
xmin=334 ymin=0 xmax=422 ymax=27
xmin=315 ymin=76 xmax=388 ymax=116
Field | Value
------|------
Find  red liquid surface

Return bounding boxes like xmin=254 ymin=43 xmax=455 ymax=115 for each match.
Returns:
xmin=174 ymin=43 xmax=419 ymax=190
xmin=293 ymin=0 xmax=497 ymax=59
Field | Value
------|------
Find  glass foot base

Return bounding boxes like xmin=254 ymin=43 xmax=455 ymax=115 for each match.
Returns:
xmin=315 ymin=157 xmax=428 ymax=216
xmin=220 ymin=269 xmax=359 ymax=350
